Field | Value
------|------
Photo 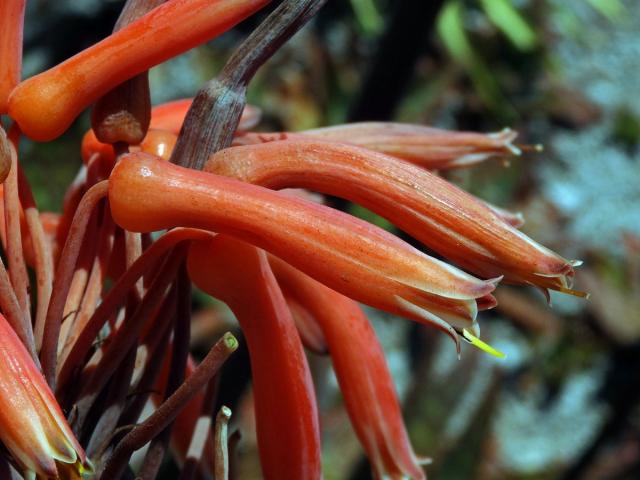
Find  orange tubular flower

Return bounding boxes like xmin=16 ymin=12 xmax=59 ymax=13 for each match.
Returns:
xmin=233 ymin=123 xmax=521 ymax=169
xmin=8 ymin=0 xmax=270 ymax=141
xmin=109 ymin=153 xmax=498 ymax=345
xmin=270 ymin=256 xmax=427 ymax=480
xmin=205 ymin=140 xmax=580 ymax=295
xmin=187 ymin=235 xmax=322 ymax=480
xmin=0 ymin=0 xmax=25 ymax=113
xmin=0 ymin=314 xmax=90 ymax=479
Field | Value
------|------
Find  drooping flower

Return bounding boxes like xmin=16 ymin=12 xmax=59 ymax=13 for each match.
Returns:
xmin=109 ymin=152 xmax=498 ymax=346
xmin=0 ymin=313 xmax=91 ymax=479
xmin=187 ymin=235 xmax=322 ymax=480
xmin=233 ymin=122 xmax=524 ymax=170
xmin=205 ymin=139 xmax=581 ymax=296
xmin=270 ymin=255 xmax=427 ymax=480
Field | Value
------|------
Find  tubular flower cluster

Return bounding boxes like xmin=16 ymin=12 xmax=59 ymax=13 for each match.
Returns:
xmin=8 ymin=0 xmax=270 ymax=141
xmin=109 ymin=153 xmax=498 ymax=346
xmin=270 ymin=256 xmax=427 ymax=480
xmin=205 ymin=139 xmax=580 ymax=296
xmin=187 ymin=236 xmax=322 ymax=480
xmin=0 ymin=314 xmax=90 ymax=479
xmin=0 ymin=0 xmax=587 ymax=477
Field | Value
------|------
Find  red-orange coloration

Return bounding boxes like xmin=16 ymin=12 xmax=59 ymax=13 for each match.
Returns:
xmin=81 ymin=101 xmax=261 ymax=164
xmin=0 ymin=0 xmax=25 ymax=113
xmin=206 ymin=140 xmax=578 ymax=294
xmin=8 ymin=0 xmax=270 ymax=141
xmin=187 ymin=235 xmax=322 ymax=480
xmin=271 ymin=256 xmax=427 ymax=480
xmin=233 ymin=123 xmax=520 ymax=169
xmin=109 ymin=153 xmax=498 ymax=344
xmin=0 ymin=313 xmax=90 ymax=478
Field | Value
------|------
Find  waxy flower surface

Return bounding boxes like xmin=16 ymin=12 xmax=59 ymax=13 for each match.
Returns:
xmin=0 ymin=1 xmax=588 ymax=479
xmin=0 ymin=314 xmax=90 ymax=479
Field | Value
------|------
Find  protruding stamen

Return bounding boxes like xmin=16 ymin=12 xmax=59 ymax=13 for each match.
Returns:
xmin=462 ymin=329 xmax=506 ymax=359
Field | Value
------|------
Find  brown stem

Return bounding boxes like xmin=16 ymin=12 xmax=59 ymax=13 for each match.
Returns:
xmin=73 ymin=247 xmax=186 ymax=429
xmin=170 ymin=0 xmax=327 ymax=170
xmin=179 ymin=374 xmax=221 ymax=480
xmin=3 ymin=128 xmax=32 ymax=333
xmin=91 ymin=1 xmax=165 ymax=145
xmin=124 ymin=230 xmax=143 ymax=296
xmin=59 ymin=212 xmax=115 ymax=364
xmin=40 ymin=180 xmax=109 ymax=387
xmin=57 ymin=207 xmax=100 ymax=354
xmin=115 ymin=0 xmax=166 ymax=29
xmin=56 ymin=227 xmax=211 ymax=391
xmin=97 ymin=295 xmax=177 ymax=468
xmin=115 ymin=320 xmax=172 ymax=439
xmin=0 ymin=127 xmax=9 ymax=183
xmin=0 ymin=257 xmax=35 ymax=359
xmin=17 ymin=164 xmax=54 ymax=352
xmin=85 ymin=345 xmax=137 ymax=458
xmin=137 ymin=265 xmax=191 ymax=479
xmin=100 ymin=332 xmax=238 ymax=480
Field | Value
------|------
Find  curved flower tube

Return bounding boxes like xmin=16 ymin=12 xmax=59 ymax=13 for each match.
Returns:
xmin=270 ymin=256 xmax=427 ymax=480
xmin=81 ymin=102 xmax=261 ymax=164
xmin=0 ymin=0 xmax=25 ymax=113
xmin=481 ymin=200 xmax=525 ymax=228
xmin=187 ymin=235 xmax=322 ymax=480
xmin=0 ymin=188 xmax=58 ymax=269
xmin=0 ymin=313 xmax=91 ymax=479
xmin=8 ymin=0 xmax=270 ymax=141
xmin=109 ymin=153 xmax=498 ymax=345
xmin=233 ymin=123 xmax=522 ymax=170
xmin=205 ymin=140 xmax=580 ymax=295
xmin=284 ymin=295 xmax=328 ymax=354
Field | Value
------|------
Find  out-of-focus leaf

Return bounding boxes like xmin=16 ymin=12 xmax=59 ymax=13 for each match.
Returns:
xmin=586 ymin=0 xmax=625 ymax=22
xmin=349 ymin=0 xmax=384 ymax=36
xmin=437 ymin=1 xmax=514 ymax=116
xmin=612 ymin=108 xmax=640 ymax=150
xmin=480 ymin=0 xmax=537 ymax=51
xmin=438 ymin=1 xmax=474 ymax=66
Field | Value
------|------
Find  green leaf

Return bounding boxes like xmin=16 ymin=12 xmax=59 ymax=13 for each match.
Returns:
xmin=480 ymin=0 xmax=537 ymax=51
xmin=586 ymin=0 xmax=625 ymax=22
xmin=350 ymin=0 xmax=384 ymax=36
xmin=437 ymin=1 xmax=515 ymax=116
